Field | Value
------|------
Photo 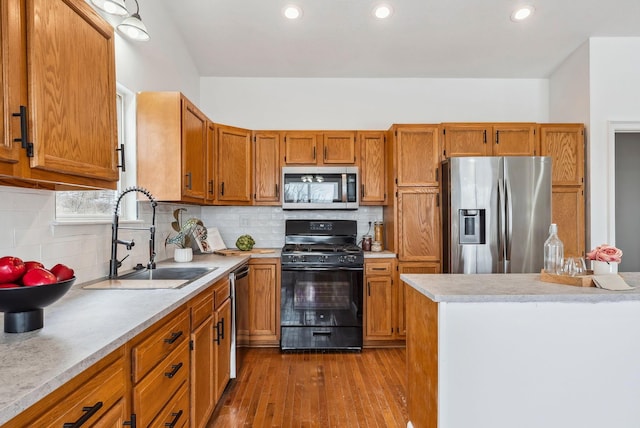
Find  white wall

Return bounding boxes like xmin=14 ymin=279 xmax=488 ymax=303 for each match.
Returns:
xmin=587 ymin=38 xmax=640 ymax=248
xmin=199 ymin=77 xmax=549 ymax=129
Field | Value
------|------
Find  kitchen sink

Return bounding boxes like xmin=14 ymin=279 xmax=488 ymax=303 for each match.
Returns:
xmin=83 ymin=267 xmax=218 ymax=290
xmin=118 ymin=267 xmax=216 ymax=281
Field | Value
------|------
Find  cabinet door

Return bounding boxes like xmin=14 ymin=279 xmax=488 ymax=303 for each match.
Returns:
xmin=397 ymin=262 xmax=441 ymax=337
xmin=0 ymin=0 xmax=23 ymax=169
xmin=395 ymin=125 xmax=441 ymax=187
xmin=190 ymin=315 xmax=215 ymax=428
xmin=283 ymin=131 xmax=318 ymax=164
xmin=182 ymin=99 xmax=207 ymax=201
xmin=205 ymin=122 xmax=216 ymax=204
xmin=552 ymin=186 xmax=585 ymax=258
xmin=27 ymin=0 xmax=118 ymax=183
xmin=365 ymin=275 xmax=394 ymax=339
xmin=254 ymin=131 xmax=281 ymax=204
xmin=539 ymin=124 xmax=585 ymax=186
xmin=492 ymin=124 xmax=537 ymax=156
xmin=359 ymin=131 xmax=387 ymax=205
xmin=215 ymin=124 xmax=252 ymax=204
xmin=398 ymin=188 xmax=441 ymax=261
xmin=214 ymin=298 xmax=231 ymax=401
xmin=442 ymin=124 xmax=490 ymax=158
xmin=322 ymin=131 xmax=357 ymax=164
xmin=249 ymin=262 xmax=279 ymax=341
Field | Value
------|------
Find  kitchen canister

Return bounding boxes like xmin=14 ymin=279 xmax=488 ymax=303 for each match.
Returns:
xmin=374 ymin=222 xmax=384 ymax=250
xmin=362 ymin=235 xmax=372 ymax=251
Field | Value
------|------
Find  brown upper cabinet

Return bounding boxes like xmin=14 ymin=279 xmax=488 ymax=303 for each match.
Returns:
xmin=253 ymin=131 xmax=281 ymax=205
xmin=137 ymin=92 xmax=208 ymax=204
xmin=282 ymin=131 xmax=357 ymax=165
xmin=442 ymin=123 xmax=538 ymax=159
xmin=539 ymin=124 xmax=585 ymax=186
xmin=214 ymin=124 xmax=253 ymax=205
xmin=205 ymin=122 xmax=216 ymax=204
xmin=391 ymin=124 xmax=441 ymax=187
xmin=1 ymin=0 xmax=119 ymax=189
xmin=359 ymin=131 xmax=387 ymax=205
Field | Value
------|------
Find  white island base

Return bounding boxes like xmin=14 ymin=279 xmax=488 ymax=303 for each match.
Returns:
xmin=401 ymin=273 xmax=640 ymax=428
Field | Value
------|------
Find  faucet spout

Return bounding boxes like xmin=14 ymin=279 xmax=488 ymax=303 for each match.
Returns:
xmin=109 ymin=187 xmax=157 ymax=279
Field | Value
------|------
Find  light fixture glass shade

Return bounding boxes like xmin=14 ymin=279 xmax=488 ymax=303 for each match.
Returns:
xmin=117 ymin=14 xmax=150 ymax=41
xmin=91 ymin=0 xmax=128 ymax=16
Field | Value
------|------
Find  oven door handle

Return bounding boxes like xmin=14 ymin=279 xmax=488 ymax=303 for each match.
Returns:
xmin=281 ymin=266 xmax=363 ymax=272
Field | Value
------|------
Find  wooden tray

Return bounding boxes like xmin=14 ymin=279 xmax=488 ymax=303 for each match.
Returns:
xmin=214 ymin=248 xmax=275 ymax=256
xmin=539 ymin=269 xmax=595 ymax=287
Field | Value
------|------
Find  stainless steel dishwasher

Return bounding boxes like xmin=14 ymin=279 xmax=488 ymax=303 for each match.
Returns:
xmin=229 ymin=262 xmax=249 ymax=379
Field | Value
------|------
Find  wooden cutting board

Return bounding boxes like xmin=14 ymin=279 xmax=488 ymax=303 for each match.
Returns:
xmin=214 ymin=248 xmax=276 ymax=256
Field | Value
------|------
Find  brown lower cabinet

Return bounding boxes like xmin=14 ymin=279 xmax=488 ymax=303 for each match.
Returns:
xmin=237 ymin=258 xmax=281 ymax=346
xmin=7 ymin=275 xmax=233 ymax=428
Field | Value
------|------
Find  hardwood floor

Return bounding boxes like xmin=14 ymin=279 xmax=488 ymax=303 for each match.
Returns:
xmin=207 ymin=348 xmax=408 ymax=428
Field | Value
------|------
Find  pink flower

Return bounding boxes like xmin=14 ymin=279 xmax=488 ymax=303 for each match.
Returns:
xmin=586 ymin=244 xmax=623 ymax=263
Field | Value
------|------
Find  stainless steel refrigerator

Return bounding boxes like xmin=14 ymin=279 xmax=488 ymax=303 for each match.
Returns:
xmin=441 ymin=157 xmax=552 ymax=274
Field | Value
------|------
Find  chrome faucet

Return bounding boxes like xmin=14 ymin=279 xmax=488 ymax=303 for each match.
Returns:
xmin=109 ymin=186 xmax=157 ymax=279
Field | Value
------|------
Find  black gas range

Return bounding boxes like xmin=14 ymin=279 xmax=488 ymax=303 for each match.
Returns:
xmin=280 ymin=220 xmax=364 ymax=351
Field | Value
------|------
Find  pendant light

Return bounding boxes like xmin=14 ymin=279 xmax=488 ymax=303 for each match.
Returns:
xmin=91 ymin=0 xmax=128 ymax=16
xmin=117 ymin=0 xmax=150 ymax=42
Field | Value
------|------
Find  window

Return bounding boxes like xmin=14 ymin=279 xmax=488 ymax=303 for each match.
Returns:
xmin=55 ymin=84 xmax=137 ymax=222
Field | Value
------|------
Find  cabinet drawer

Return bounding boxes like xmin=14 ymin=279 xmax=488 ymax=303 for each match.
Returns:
xmin=214 ymin=277 xmax=231 ymax=310
xmin=132 ymin=308 xmax=190 ymax=382
xmin=191 ymin=289 xmax=214 ymax=329
xmin=365 ymin=261 xmax=394 ymax=276
xmin=133 ymin=342 xmax=189 ymax=427
xmin=28 ymin=351 xmax=126 ymax=427
xmin=150 ymin=382 xmax=190 ymax=428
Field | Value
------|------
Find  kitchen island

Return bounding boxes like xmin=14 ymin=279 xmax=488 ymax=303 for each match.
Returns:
xmin=0 ymin=253 xmax=261 ymax=426
xmin=400 ymin=273 xmax=640 ymax=428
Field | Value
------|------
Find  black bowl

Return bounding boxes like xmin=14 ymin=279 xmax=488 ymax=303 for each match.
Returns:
xmin=0 ymin=277 xmax=75 ymax=333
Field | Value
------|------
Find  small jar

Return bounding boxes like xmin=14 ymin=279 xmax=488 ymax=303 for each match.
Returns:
xmin=374 ymin=222 xmax=384 ymax=250
xmin=362 ymin=235 xmax=372 ymax=251
xmin=371 ymin=241 xmax=382 ymax=252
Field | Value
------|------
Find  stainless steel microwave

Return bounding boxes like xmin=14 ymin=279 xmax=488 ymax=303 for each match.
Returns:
xmin=281 ymin=166 xmax=359 ymax=209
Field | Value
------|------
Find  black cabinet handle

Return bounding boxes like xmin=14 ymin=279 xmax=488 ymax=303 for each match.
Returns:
xmin=324 ymin=146 xmax=327 ymax=160
xmin=123 ymin=414 xmax=137 ymax=428
xmin=12 ymin=105 xmax=28 ymax=148
xmin=361 ymin=184 xmax=365 ymax=198
xmin=313 ymin=146 xmax=316 ymax=160
xmin=164 ymin=362 xmax=183 ymax=378
xmin=219 ymin=317 xmax=225 ymax=340
xmin=185 ymin=172 xmax=192 ymax=190
xmin=164 ymin=331 xmax=183 ymax=344
xmin=496 ymin=130 xmax=500 ymax=144
xmin=221 ymin=182 xmax=225 ymax=196
xmin=275 ymin=183 xmax=279 ymax=198
xmin=367 ymin=282 xmax=371 ymax=296
xmin=214 ymin=321 xmax=221 ymax=344
xmin=62 ymin=401 xmax=103 ymax=428
xmin=116 ymin=144 xmax=126 ymax=172
xmin=164 ymin=410 xmax=183 ymax=428
xmin=208 ymin=180 xmax=214 ymax=195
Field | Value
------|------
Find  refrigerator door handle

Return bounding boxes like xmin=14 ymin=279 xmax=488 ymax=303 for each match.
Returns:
xmin=497 ymin=178 xmax=506 ymax=272
xmin=505 ymin=179 xmax=513 ymax=272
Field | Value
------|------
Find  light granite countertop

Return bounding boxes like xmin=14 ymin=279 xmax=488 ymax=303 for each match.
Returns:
xmin=401 ymin=272 xmax=640 ymax=303
xmin=0 ymin=253 xmax=258 ymax=425
xmin=363 ymin=250 xmax=396 ymax=259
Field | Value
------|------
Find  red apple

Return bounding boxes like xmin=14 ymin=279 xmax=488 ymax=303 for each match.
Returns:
xmin=0 ymin=283 xmax=20 ymax=289
xmin=0 ymin=256 xmax=26 ymax=283
xmin=21 ymin=267 xmax=57 ymax=286
xmin=24 ymin=261 xmax=45 ymax=272
xmin=50 ymin=264 xmax=75 ymax=281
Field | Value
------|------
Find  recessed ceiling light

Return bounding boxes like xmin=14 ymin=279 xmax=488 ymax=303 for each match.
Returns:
xmin=283 ymin=5 xmax=302 ymax=20
xmin=511 ymin=5 xmax=534 ymax=22
xmin=373 ymin=4 xmax=393 ymax=19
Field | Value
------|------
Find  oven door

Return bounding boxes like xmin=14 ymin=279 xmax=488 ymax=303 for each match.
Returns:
xmin=280 ymin=267 xmax=363 ymax=351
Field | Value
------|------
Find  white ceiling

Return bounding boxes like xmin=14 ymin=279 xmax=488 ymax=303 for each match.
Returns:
xmin=160 ymin=0 xmax=640 ymax=78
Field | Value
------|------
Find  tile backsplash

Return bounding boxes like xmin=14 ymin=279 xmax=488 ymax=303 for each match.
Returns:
xmin=201 ymin=205 xmax=383 ymax=249
xmin=0 ymin=186 xmax=382 ymax=284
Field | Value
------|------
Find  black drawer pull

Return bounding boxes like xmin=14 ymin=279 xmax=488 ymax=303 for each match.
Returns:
xmin=214 ymin=320 xmax=221 ymax=345
xmin=62 ymin=401 xmax=103 ymax=428
xmin=219 ymin=317 xmax=225 ymax=340
xmin=312 ymin=331 xmax=332 ymax=336
xmin=164 ymin=362 xmax=183 ymax=379
xmin=371 ymin=267 xmax=387 ymax=270
xmin=164 ymin=331 xmax=183 ymax=344
xmin=164 ymin=409 xmax=183 ymax=428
